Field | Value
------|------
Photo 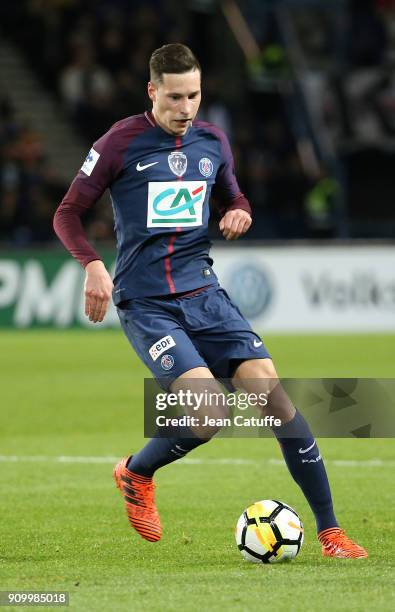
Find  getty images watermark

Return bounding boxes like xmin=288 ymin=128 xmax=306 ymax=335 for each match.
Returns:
xmin=154 ymin=389 xmax=281 ymax=429
xmin=144 ymin=378 xmax=395 ymax=438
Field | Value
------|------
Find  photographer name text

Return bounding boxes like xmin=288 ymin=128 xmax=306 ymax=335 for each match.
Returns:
xmin=156 ymin=415 xmax=281 ymax=428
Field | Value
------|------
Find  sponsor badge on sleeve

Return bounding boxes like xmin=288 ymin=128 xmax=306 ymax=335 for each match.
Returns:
xmin=81 ymin=148 xmax=100 ymax=176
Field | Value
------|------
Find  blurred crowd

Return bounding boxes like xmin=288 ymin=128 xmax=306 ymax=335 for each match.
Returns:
xmin=0 ymin=96 xmax=66 ymax=245
xmin=1 ymin=0 xmax=395 ymax=245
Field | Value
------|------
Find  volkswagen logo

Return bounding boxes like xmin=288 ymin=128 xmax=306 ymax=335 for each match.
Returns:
xmin=228 ymin=265 xmax=272 ymax=319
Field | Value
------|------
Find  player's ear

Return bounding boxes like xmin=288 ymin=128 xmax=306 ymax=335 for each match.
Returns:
xmin=147 ymin=81 xmax=156 ymax=102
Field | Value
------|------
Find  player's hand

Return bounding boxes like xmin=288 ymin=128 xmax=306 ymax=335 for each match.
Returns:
xmin=219 ymin=209 xmax=252 ymax=240
xmin=84 ymin=260 xmax=113 ymax=323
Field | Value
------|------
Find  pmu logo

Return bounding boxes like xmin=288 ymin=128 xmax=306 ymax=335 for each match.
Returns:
xmin=147 ymin=180 xmax=207 ymax=228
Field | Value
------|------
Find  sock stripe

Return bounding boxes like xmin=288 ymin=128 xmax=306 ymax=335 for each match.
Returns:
xmin=170 ymin=448 xmax=184 ymax=457
xmin=127 ymin=428 xmax=208 ymax=477
xmin=125 ymin=469 xmax=152 ymax=484
xmin=318 ymin=527 xmax=341 ymax=540
xmin=175 ymin=444 xmax=188 ymax=453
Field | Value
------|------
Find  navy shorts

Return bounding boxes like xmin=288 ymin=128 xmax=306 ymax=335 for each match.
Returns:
xmin=117 ymin=285 xmax=270 ymax=389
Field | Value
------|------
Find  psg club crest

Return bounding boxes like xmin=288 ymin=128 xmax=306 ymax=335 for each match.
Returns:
xmin=161 ymin=354 xmax=175 ymax=370
xmin=168 ymin=151 xmax=187 ymax=177
xmin=199 ymin=157 xmax=213 ymax=177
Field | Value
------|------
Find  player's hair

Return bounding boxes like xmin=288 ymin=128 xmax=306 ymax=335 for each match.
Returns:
xmin=149 ymin=44 xmax=201 ymax=83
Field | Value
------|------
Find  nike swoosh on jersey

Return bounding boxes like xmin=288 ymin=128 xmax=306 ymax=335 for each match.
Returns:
xmin=136 ymin=161 xmax=159 ymax=171
xmin=298 ymin=441 xmax=316 ymax=454
xmin=253 ymin=340 xmax=263 ymax=347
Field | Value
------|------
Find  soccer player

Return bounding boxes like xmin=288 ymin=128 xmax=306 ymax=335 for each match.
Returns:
xmin=54 ymin=43 xmax=367 ymax=558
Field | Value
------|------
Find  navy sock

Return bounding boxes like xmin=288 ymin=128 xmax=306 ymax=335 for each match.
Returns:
xmin=272 ymin=410 xmax=339 ymax=533
xmin=127 ymin=424 xmax=208 ymax=477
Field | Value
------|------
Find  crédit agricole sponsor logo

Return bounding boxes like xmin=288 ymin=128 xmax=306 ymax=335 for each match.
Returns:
xmin=147 ymin=181 xmax=207 ymax=228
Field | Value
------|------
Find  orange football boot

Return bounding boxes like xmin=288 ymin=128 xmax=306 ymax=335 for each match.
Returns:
xmin=318 ymin=527 xmax=368 ymax=558
xmin=113 ymin=457 xmax=162 ymax=542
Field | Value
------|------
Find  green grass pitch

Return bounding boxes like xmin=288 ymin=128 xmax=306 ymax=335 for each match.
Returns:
xmin=0 ymin=331 xmax=394 ymax=611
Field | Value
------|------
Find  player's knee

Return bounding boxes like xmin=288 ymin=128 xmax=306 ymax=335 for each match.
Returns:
xmin=252 ymin=359 xmax=278 ymax=379
xmin=262 ymin=382 xmax=295 ymax=422
xmin=194 ymin=396 xmax=230 ymax=440
xmin=233 ymin=358 xmax=278 ymax=382
xmin=173 ymin=377 xmax=229 ymax=440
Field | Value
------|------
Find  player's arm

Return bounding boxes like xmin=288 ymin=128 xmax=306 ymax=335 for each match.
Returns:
xmin=53 ymin=134 xmax=120 ymax=323
xmin=211 ymin=128 xmax=252 ymax=240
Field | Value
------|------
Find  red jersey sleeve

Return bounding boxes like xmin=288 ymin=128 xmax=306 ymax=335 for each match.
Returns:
xmin=204 ymin=124 xmax=252 ymax=218
xmin=53 ymin=128 xmax=123 ymax=268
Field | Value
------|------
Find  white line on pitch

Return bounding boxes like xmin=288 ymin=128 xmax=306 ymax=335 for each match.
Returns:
xmin=0 ymin=455 xmax=393 ymax=467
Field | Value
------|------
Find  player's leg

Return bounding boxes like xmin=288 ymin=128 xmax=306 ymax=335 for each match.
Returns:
xmin=232 ymin=358 xmax=368 ymax=558
xmin=127 ymin=366 xmax=225 ymax=477
xmin=114 ymin=366 xmax=224 ymax=542
xmin=114 ymin=296 xmax=221 ymax=541
xmin=187 ymin=287 xmax=366 ymax=557
xmin=232 ymin=358 xmax=338 ymax=532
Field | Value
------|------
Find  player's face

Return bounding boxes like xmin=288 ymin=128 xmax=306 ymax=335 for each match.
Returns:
xmin=148 ymin=70 xmax=201 ymax=136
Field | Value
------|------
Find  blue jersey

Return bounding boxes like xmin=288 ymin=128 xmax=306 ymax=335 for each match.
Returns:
xmin=54 ymin=111 xmax=251 ymax=302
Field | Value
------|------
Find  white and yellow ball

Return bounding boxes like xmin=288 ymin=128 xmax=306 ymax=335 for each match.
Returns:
xmin=235 ymin=499 xmax=304 ymax=563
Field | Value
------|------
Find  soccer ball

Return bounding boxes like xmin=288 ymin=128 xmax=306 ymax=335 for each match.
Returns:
xmin=235 ymin=499 xmax=304 ymax=563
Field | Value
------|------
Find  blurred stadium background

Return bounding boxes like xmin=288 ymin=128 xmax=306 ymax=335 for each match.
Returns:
xmin=0 ymin=0 xmax=394 ymax=330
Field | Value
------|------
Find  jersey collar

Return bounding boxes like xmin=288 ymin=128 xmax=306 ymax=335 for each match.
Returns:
xmin=144 ymin=111 xmax=156 ymax=127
